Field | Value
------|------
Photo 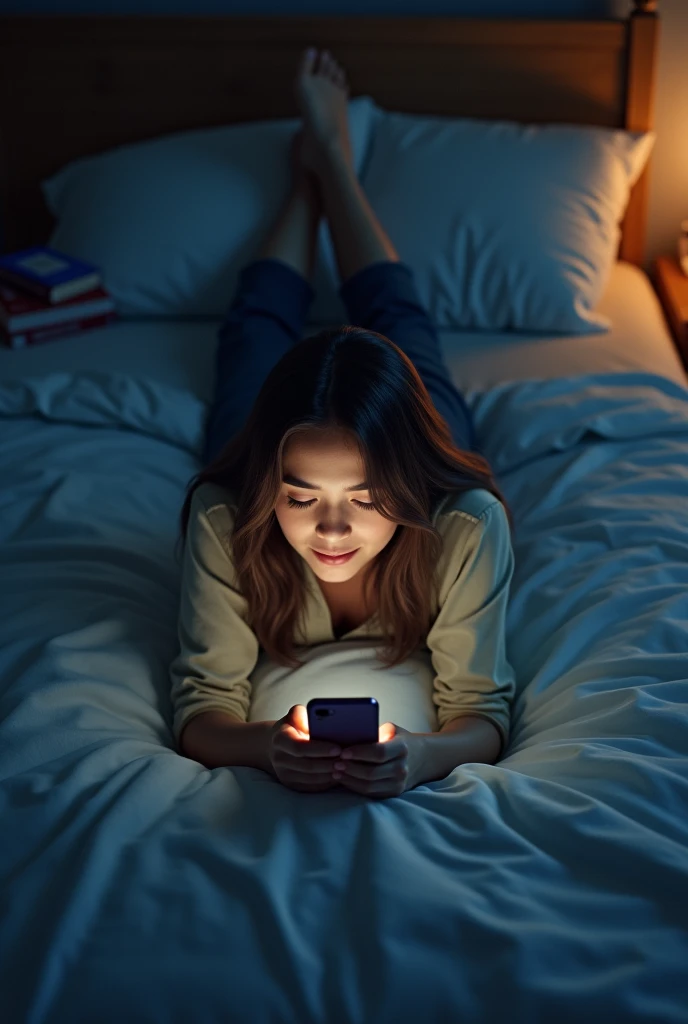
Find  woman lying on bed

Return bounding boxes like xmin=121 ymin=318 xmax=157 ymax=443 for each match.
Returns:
xmin=169 ymin=47 xmax=517 ymax=799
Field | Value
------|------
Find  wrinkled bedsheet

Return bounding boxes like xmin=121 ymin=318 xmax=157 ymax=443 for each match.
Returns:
xmin=1 ymin=369 xmax=687 ymax=1024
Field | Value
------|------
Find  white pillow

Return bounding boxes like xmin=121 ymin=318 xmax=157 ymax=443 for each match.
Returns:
xmin=248 ymin=639 xmax=439 ymax=735
xmin=359 ymin=112 xmax=655 ymax=334
xmin=41 ymin=96 xmax=380 ymax=319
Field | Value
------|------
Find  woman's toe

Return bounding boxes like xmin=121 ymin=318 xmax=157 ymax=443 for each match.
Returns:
xmin=330 ymin=58 xmax=347 ymax=89
xmin=300 ymin=47 xmax=318 ymax=75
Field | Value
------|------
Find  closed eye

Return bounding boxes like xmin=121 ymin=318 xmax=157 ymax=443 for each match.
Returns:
xmin=286 ymin=496 xmax=376 ymax=511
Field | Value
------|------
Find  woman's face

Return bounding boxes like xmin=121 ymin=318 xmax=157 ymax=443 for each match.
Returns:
xmin=274 ymin=430 xmax=398 ymax=584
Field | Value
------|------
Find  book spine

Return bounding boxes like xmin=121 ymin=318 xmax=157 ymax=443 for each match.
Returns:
xmin=0 ymin=269 xmax=103 ymax=306
xmin=3 ymin=294 xmax=115 ymax=332
xmin=2 ymin=311 xmax=118 ymax=349
xmin=0 ymin=267 xmax=53 ymax=301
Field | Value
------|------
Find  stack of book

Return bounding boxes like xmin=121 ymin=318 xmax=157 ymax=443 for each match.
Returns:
xmin=0 ymin=245 xmax=117 ymax=349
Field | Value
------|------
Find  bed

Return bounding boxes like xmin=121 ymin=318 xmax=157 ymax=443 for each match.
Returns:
xmin=2 ymin=5 xmax=688 ymax=1023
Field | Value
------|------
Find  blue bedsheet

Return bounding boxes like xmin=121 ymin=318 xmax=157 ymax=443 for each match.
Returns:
xmin=1 ymin=369 xmax=687 ymax=1024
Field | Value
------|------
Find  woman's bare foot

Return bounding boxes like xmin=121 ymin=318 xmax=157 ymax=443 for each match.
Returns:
xmin=294 ymin=48 xmax=354 ymax=179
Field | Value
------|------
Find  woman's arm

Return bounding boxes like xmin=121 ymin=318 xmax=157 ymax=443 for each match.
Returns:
xmin=413 ymin=715 xmax=503 ymax=784
xmin=180 ymin=710 xmax=277 ymax=774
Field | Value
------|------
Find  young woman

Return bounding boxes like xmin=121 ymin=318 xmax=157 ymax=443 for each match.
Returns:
xmin=170 ymin=48 xmax=517 ymax=799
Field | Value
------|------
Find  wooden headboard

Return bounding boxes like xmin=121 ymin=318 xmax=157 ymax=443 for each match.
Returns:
xmin=0 ymin=1 xmax=659 ymax=266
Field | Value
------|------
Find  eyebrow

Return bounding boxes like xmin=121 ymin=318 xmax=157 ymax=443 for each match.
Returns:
xmin=282 ymin=473 xmax=368 ymax=492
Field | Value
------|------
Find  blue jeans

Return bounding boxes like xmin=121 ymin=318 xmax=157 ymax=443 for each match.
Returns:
xmin=202 ymin=258 xmax=478 ymax=466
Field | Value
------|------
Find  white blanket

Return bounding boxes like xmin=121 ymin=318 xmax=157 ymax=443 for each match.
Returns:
xmin=1 ymin=369 xmax=687 ymax=1024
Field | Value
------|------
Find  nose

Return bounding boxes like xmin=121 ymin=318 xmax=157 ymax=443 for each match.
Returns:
xmin=316 ymin=517 xmax=353 ymax=536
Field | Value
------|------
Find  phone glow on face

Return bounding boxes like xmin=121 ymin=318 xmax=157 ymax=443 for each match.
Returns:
xmin=274 ymin=434 xmax=397 ymax=577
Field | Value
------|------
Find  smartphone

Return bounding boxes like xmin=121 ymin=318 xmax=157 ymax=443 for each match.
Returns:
xmin=307 ymin=697 xmax=379 ymax=747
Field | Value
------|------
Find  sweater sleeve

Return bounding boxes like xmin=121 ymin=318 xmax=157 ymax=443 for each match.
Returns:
xmin=169 ymin=487 xmax=259 ymax=749
xmin=427 ymin=500 xmax=516 ymax=758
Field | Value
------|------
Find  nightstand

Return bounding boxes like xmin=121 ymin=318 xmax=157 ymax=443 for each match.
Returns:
xmin=653 ymin=255 xmax=688 ymax=369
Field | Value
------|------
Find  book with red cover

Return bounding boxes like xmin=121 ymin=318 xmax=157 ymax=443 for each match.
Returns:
xmin=1 ymin=311 xmax=118 ymax=349
xmin=0 ymin=281 xmax=116 ymax=333
xmin=0 ymin=245 xmax=102 ymax=304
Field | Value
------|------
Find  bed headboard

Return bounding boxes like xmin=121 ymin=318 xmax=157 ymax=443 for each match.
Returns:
xmin=0 ymin=1 xmax=659 ymax=266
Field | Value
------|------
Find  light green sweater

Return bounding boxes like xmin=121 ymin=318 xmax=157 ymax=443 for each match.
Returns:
xmin=170 ymin=481 xmax=517 ymax=758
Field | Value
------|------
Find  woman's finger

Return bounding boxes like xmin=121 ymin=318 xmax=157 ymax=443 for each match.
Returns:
xmin=276 ymin=726 xmax=338 ymax=758
xmin=341 ymin=738 xmax=408 ymax=764
xmin=275 ymin=755 xmax=339 ymax=774
xmin=336 ymin=754 xmax=408 ymax=782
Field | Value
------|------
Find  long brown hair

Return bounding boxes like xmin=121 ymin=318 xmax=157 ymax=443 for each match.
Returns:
xmin=176 ymin=326 xmax=514 ymax=672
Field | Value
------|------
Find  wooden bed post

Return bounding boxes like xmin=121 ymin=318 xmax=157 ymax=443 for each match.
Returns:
xmin=619 ymin=0 xmax=660 ymax=267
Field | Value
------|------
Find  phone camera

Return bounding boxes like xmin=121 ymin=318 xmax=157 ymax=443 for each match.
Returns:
xmin=315 ymin=709 xmax=331 ymax=718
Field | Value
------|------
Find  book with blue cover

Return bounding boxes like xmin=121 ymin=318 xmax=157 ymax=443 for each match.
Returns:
xmin=0 ymin=245 xmax=102 ymax=304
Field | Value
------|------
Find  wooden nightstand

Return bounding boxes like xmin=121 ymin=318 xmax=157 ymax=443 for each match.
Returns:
xmin=654 ymin=255 xmax=688 ymax=368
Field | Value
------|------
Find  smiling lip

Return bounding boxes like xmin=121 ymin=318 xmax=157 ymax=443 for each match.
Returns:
xmin=314 ymin=549 xmax=356 ymax=556
xmin=312 ymin=548 xmax=359 ymax=562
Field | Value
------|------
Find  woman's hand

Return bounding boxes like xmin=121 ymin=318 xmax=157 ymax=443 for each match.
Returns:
xmin=268 ymin=704 xmax=342 ymax=793
xmin=333 ymin=722 xmax=428 ymax=799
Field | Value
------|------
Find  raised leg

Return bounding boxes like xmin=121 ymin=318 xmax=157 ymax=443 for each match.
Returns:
xmin=253 ymin=157 xmax=324 ymax=284
xmin=295 ymin=46 xmax=400 ymax=284
xmin=315 ymin=146 xmax=400 ymax=285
